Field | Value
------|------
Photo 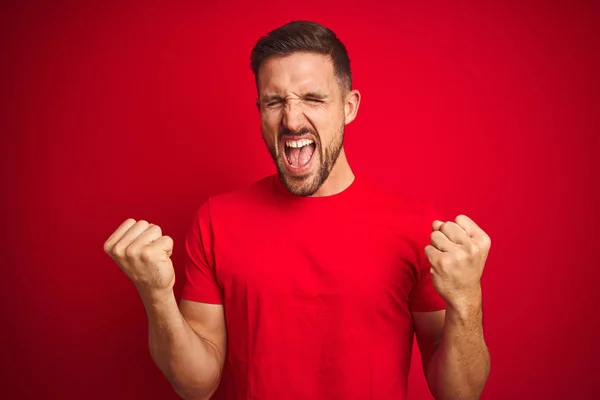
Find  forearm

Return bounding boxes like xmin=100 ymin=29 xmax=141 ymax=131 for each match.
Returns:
xmin=426 ymin=290 xmax=490 ymax=400
xmin=138 ymin=288 xmax=222 ymax=400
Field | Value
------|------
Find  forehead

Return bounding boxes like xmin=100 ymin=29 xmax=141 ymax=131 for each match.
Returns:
xmin=257 ymin=52 xmax=337 ymax=94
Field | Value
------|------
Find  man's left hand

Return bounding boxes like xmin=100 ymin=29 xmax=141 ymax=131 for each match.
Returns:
xmin=425 ymin=214 xmax=491 ymax=310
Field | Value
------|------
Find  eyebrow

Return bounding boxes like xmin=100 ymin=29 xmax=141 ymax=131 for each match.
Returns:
xmin=301 ymin=92 xmax=328 ymax=100
xmin=259 ymin=92 xmax=328 ymax=103
xmin=260 ymin=94 xmax=284 ymax=103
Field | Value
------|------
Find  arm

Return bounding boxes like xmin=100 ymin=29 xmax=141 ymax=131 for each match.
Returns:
xmin=140 ymin=289 xmax=226 ymax=400
xmin=415 ymin=214 xmax=492 ymax=399
xmin=413 ymin=296 xmax=490 ymax=400
xmin=103 ymin=218 xmax=226 ymax=400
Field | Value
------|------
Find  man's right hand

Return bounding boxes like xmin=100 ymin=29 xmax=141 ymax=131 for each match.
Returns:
xmin=104 ymin=219 xmax=175 ymax=293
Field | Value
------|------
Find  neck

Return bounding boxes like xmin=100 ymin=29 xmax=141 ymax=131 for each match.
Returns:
xmin=311 ymin=147 xmax=354 ymax=197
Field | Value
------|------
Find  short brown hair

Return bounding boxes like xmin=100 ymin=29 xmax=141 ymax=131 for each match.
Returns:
xmin=250 ymin=20 xmax=352 ymax=92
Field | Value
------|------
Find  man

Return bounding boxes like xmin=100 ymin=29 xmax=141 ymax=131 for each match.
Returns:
xmin=104 ymin=21 xmax=491 ymax=400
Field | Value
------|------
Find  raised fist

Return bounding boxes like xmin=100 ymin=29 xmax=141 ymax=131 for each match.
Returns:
xmin=425 ymin=214 xmax=491 ymax=309
xmin=104 ymin=219 xmax=175 ymax=292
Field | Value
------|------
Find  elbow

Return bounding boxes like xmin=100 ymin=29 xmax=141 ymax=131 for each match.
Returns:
xmin=168 ymin=370 xmax=221 ymax=400
xmin=149 ymin=348 xmax=221 ymax=400
xmin=170 ymin=380 xmax=219 ymax=400
xmin=429 ymin=376 xmax=489 ymax=400
xmin=173 ymin=386 xmax=213 ymax=400
xmin=430 ymin=388 xmax=484 ymax=400
xmin=427 ymin=363 xmax=490 ymax=400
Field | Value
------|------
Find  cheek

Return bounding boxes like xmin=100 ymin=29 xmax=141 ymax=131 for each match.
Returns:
xmin=307 ymin=109 xmax=341 ymax=141
xmin=261 ymin=112 xmax=281 ymax=134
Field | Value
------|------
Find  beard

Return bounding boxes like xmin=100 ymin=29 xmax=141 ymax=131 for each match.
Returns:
xmin=265 ymin=124 xmax=345 ymax=197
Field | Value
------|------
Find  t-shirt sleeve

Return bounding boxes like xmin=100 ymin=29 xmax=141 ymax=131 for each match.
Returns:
xmin=180 ymin=199 xmax=223 ymax=304
xmin=408 ymin=204 xmax=447 ymax=313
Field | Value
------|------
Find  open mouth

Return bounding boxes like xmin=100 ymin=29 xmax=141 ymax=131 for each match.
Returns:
xmin=282 ymin=137 xmax=317 ymax=173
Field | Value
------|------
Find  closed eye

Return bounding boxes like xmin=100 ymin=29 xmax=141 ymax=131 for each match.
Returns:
xmin=266 ymin=100 xmax=284 ymax=108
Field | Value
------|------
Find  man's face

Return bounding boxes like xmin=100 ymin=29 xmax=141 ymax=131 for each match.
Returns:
xmin=257 ymin=52 xmax=348 ymax=196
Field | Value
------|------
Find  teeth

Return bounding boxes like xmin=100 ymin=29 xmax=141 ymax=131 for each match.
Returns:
xmin=285 ymin=139 xmax=314 ymax=148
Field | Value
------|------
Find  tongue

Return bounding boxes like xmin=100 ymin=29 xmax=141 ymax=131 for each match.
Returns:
xmin=288 ymin=144 xmax=315 ymax=167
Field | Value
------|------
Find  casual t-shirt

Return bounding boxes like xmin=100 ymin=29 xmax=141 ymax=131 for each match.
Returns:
xmin=181 ymin=174 xmax=446 ymax=400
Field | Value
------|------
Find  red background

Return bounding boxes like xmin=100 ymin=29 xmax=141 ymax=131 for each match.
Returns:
xmin=2 ymin=1 xmax=599 ymax=399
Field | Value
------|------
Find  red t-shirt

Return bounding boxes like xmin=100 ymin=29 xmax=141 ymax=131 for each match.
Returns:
xmin=181 ymin=174 xmax=446 ymax=400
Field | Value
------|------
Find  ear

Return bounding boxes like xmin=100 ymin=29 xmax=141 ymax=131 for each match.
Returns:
xmin=343 ymin=89 xmax=361 ymax=125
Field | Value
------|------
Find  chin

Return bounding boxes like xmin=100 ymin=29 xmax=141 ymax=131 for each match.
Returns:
xmin=277 ymin=158 xmax=331 ymax=197
xmin=274 ymin=135 xmax=324 ymax=196
xmin=265 ymin=127 xmax=343 ymax=197
xmin=280 ymin=172 xmax=321 ymax=196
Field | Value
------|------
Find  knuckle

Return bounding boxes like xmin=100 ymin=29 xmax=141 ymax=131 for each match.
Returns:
xmin=438 ymin=257 xmax=447 ymax=268
xmin=140 ymin=247 xmax=154 ymax=263
xmin=424 ymin=245 xmax=434 ymax=258
xmin=467 ymin=242 xmax=480 ymax=255
xmin=152 ymin=224 xmax=163 ymax=236
xmin=136 ymin=220 xmax=149 ymax=229
xmin=103 ymin=240 xmax=112 ymax=254
xmin=455 ymin=214 xmax=468 ymax=223
xmin=125 ymin=244 xmax=139 ymax=258
xmin=482 ymin=235 xmax=491 ymax=248
xmin=112 ymin=243 xmax=125 ymax=256
xmin=439 ymin=221 xmax=452 ymax=233
xmin=439 ymin=255 xmax=452 ymax=269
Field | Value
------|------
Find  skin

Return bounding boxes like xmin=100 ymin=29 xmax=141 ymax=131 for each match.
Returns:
xmin=419 ymin=216 xmax=492 ymax=400
xmin=103 ymin=51 xmax=490 ymax=400
xmin=103 ymin=220 xmax=225 ymax=400
xmin=257 ymin=52 xmax=359 ymax=197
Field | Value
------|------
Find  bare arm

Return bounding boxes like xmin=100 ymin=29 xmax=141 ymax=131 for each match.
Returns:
xmin=140 ymin=289 xmax=226 ymax=400
xmin=103 ymin=218 xmax=226 ymax=400
xmin=413 ymin=295 xmax=490 ymax=400
xmin=417 ymin=214 xmax=492 ymax=399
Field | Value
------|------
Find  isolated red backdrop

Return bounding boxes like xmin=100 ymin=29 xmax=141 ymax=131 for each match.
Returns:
xmin=2 ymin=1 xmax=599 ymax=399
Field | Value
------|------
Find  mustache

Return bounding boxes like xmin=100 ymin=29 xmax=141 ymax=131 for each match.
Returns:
xmin=279 ymin=127 xmax=317 ymax=139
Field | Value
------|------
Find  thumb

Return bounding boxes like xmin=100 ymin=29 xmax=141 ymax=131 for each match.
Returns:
xmin=152 ymin=235 xmax=174 ymax=258
xmin=432 ymin=220 xmax=444 ymax=231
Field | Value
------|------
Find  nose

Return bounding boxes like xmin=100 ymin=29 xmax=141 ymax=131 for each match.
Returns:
xmin=281 ymin=100 xmax=305 ymax=133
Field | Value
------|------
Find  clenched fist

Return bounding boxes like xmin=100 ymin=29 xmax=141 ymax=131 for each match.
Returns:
xmin=104 ymin=219 xmax=175 ymax=292
xmin=425 ymin=214 xmax=491 ymax=309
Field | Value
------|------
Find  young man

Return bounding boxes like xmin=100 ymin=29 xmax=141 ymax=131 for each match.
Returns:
xmin=104 ymin=21 xmax=491 ymax=400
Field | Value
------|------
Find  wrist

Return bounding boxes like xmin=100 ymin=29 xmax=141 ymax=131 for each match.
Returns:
xmin=136 ymin=285 xmax=174 ymax=306
xmin=445 ymin=286 xmax=483 ymax=321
